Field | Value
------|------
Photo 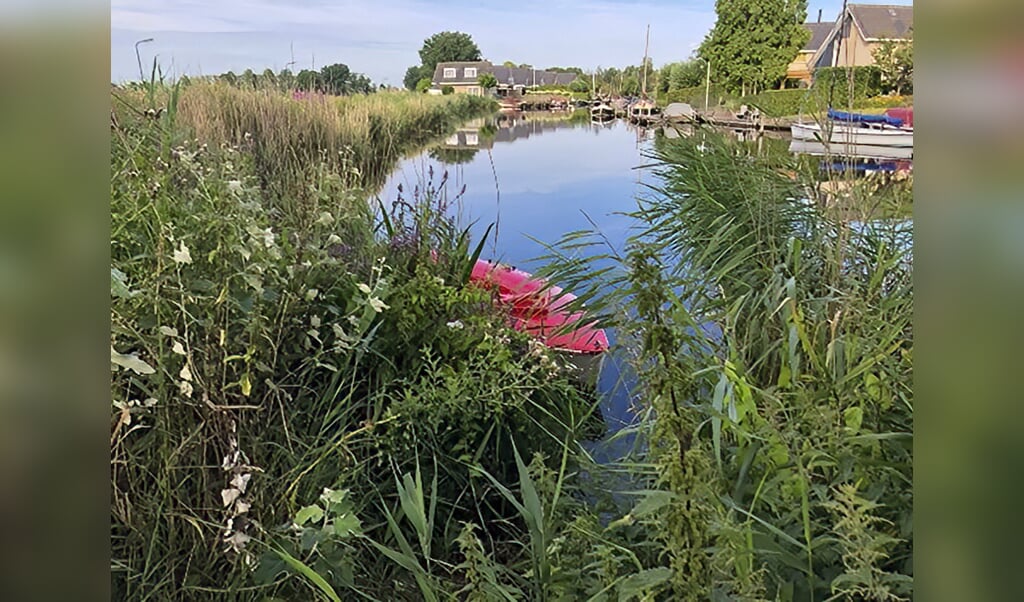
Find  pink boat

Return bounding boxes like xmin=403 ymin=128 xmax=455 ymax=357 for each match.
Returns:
xmin=470 ymin=259 xmax=609 ymax=385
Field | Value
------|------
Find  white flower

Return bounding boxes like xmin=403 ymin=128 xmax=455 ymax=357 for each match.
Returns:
xmin=310 ymin=315 xmax=321 ymax=328
xmin=171 ymin=341 xmax=186 ymax=355
xmin=221 ymin=488 xmax=241 ymax=507
xmin=227 ymin=180 xmax=243 ymax=193
xmin=368 ymin=297 xmax=389 ymax=313
xmin=306 ymin=288 xmax=319 ymax=301
xmin=179 ymin=363 xmax=193 ymax=382
xmin=446 ymin=320 xmax=464 ymax=330
xmin=172 ymin=241 xmax=192 ymax=265
xmin=316 ymin=211 xmax=334 ymax=225
xmin=327 ymin=234 xmax=342 ymax=245
xmin=230 ymin=473 xmax=252 ymax=493
xmin=179 ymin=380 xmax=194 ymax=398
xmin=259 ymin=227 xmax=276 ymax=248
xmin=357 ymin=283 xmax=372 ymax=295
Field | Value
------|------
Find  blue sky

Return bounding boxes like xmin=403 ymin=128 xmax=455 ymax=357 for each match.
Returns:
xmin=110 ymin=0 xmax=912 ymax=85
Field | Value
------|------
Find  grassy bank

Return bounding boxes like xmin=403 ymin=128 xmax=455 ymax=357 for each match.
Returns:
xmin=111 ymin=85 xmax=598 ymax=600
xmin=112 ymin=84 xmax=911 ymax=600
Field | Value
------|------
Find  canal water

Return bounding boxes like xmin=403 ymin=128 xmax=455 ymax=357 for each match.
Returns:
xmin=377 ymin=111 xmax=910 ymax=461
xmin=378 ymin=113 xmax=659 ymax=459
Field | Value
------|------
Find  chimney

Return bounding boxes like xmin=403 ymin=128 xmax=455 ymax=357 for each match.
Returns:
xmin=817 ymin=9 xmax=822 ymax=22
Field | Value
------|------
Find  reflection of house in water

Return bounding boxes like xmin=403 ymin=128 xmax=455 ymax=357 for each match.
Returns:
xmin=438 ymin=114 xmax=585 ymax=150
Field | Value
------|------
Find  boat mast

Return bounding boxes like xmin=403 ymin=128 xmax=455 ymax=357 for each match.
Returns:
xmin=641 ymin=24 xmax=650 ymax=98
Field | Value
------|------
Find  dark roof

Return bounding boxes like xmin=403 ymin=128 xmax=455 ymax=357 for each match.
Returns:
xmin=432 ymin=61 xmax=578 ymax=87
xmin=432 ymin=61 xmax=492 ymax=85
xmin=848 ymin=4 xmax=913 ymax=40
xmin=801 ymin=21 xmax=835 ymax=51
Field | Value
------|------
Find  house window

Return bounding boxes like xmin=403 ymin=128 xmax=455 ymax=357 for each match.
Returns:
xmin=468 ymin=87 xmax=480 ymax=96
xmin=464 ymin=67 xmax=477 ymax=78
xmin=443 ymin=68 xmax=456 ymax=78
xmin=466 ymin=133 xmax=478 ymax=146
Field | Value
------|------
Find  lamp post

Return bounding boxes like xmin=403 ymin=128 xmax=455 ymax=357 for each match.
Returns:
xmin=135 ymin=38 xmax=154 ymax=82
xmin=696 ymin=56 xmax=710 ymax=112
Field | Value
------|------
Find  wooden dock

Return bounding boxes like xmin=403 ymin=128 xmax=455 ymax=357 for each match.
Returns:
xmin=663 ymin=110 xmax=796 ymax=132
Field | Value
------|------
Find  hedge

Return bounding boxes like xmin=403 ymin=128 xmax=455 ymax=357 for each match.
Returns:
xmin=812 ymin=66 xmax=882 ymax=100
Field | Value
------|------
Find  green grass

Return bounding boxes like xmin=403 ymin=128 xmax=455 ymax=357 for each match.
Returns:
xmin=112 ymin=81 xmax=912 ymax=601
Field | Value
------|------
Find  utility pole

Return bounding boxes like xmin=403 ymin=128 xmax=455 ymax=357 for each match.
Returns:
xmin=135 ymin=38 xmax=154 ymax=81
xmin=641 ymin=24 xmax=650 ymax=98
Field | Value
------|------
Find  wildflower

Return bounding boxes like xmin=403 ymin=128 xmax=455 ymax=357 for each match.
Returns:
xmin=310 ymin=315 xmax=321 ymax=328
xmin=171 ymin=341 xmax=186 ymax=355
xmin=357 ymin=283 xmax=372 ymax=295
xmin=227 ymin=180 xmax=243 ymax=194
xmin=306 ymin=289 xmax=319 ymax=301
xmin=446 ymin=320 xmax=464 ymax=330
xmin=172 ymin=241 xmax=192 ymax=264
xmin=368 ymin=297 xmax=389 ymax=313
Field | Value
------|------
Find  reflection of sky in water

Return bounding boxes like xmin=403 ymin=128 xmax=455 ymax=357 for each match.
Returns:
xmin=380 ymin=118 xmax=657 ymax=461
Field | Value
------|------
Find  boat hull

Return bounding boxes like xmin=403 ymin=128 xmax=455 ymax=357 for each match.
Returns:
xmin=791 ymin=122 xmax=913 ymax=147
xmin=788 ymin=139 xmax=914 ymax=161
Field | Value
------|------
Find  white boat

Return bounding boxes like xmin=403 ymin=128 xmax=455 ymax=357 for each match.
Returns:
xmin=788 ymin=139 xmax=914 ymax=161
xmin=790 ymin=121 xmax=913 ymax=147
xmin=590 ymin=103 xmax=615 ymax=119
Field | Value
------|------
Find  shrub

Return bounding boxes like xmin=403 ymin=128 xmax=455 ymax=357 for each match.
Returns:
xmin=813 ymin=66 xmax=882 ymax=100
xmin=740 ymin=88 xmax=823 ymax=117
xmin=441 ymin=85 xmax=455 ymax=95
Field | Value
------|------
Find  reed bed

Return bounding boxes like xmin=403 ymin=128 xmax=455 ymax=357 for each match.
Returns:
xmin=111 ymin=81 xmax=911 ymax=601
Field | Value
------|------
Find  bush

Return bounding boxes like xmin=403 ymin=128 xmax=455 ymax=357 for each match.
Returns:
xmin=441 ymin=85 xmax=454 ymax=95
xmin=740 ymin=88 xmax=822 ymax=117
xmin=813 ymin=66 xmax=882 ymax=100
xmin=660 ymin=84 xmax=730 ymax=108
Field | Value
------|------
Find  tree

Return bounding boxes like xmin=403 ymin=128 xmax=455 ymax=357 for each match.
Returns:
xmin=699 ymin=0 xmax=810 ymax=95
xmin=502 ymin=60 xmax=516 ymax=68
xmin=296 ymin=69 xmax=319 ymax=91
xmin=277 ymin=68 xmax=296 ymax=91
xmin=872 ymin=30 xmax=913 ymax=95
xmin=418 ymin=31 xmax=482 ymax=74
xmin=415 ymin=78 xmax=433 ymax=93
xmin=569 ymin=76 xmax=590 ymax=94
xmin=477 ymin=72 xmax=498 ymax=92
xmin=241 ymin=68 xmax=258 ymax=89
xmin=261 ymin=68 xmax=277 ymax=88
xmin=404 ymin=65 xmax=428 ymax=90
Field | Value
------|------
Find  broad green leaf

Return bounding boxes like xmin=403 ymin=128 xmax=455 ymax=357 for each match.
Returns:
xmin=294 ymin=504 xmax=324 ymax=526
xmin=631 ymin=490 xmax=675 ymax=518
xmin=111 ymin=268 xmax=134 ymax=298
xmin=332 ymin=513 xmax=362 ymax=537
xmin=843 ymin=406 xmax=864 ymax=433
xmin=617 ymin=567 xmax=673 ymax=600
xmin=111 ymin=346 xmax=155 ymax=375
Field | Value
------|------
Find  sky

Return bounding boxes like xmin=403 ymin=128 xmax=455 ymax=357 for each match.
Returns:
xmin=110 ymin=0 xmax=913 ymax=85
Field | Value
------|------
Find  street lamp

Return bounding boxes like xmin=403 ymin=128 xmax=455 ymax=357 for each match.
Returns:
xmin=695 ymin=56 xmax=711 ymax=113
xmin=135 ymin=38 xmax=154 ymax=82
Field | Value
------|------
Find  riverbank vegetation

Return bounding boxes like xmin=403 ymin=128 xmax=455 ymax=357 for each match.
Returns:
xmin=112 ymin=81 xmax=911 ymax=600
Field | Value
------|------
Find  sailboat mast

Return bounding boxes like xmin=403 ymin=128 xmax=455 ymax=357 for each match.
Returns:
xmin=641 ymin=24 xmax=650 ymax=98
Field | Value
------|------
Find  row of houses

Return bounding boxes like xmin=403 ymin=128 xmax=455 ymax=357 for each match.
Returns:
xmin=428 ymin=62 xmax=577 ymax=96
xmin=430 ymin=3 xmax=912 ymax=96
xmin=787 ymin=3 xmax=913 ymax=84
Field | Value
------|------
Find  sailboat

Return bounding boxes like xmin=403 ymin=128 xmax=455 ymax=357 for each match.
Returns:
xmin=629 ymin=25 xmax=660 ymax=124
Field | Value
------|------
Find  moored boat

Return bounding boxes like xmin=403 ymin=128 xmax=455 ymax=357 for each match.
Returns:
xmin=791 ymin=107 xmax=913 ymax=147
xmin=590 ymin=102 xmax=615 ymax=119
xmin=469 ymin=259 xmax=609 ymax=387
xmin=628 ymin=98 xmax=660 ymax=124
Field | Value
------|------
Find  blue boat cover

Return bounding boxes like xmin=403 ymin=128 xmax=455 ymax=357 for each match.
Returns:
xmin=827 ymin=108 xmax=904 ymax=128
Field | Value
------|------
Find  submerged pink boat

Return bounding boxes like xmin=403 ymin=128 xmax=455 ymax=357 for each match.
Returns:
xmin=470 ymin=259 xmax=609 ymax=385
